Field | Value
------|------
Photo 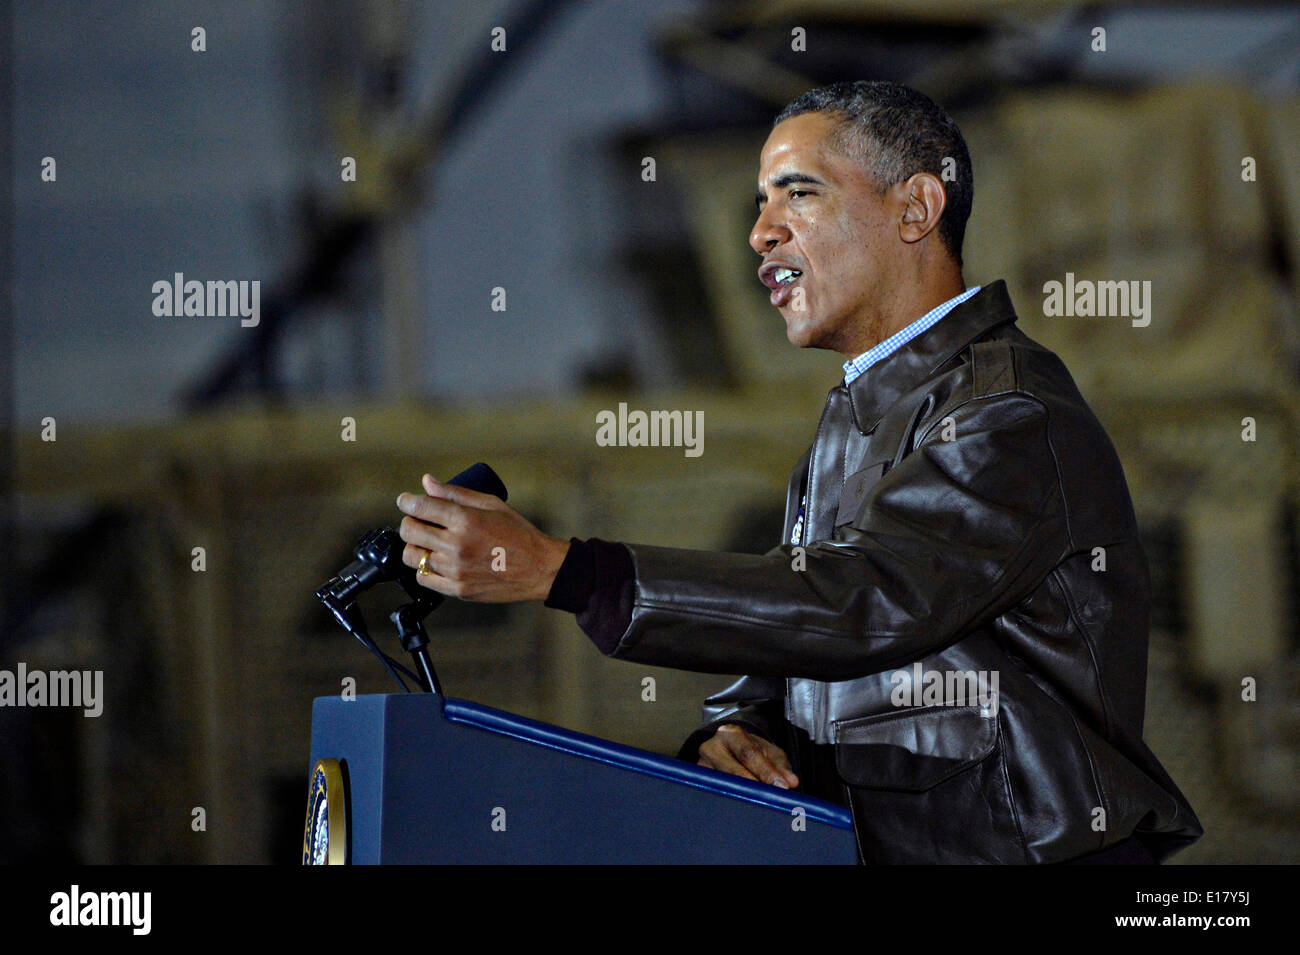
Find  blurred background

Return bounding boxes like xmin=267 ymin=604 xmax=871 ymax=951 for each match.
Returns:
xmin=2 ymin=0 xmax=1297 ymax=864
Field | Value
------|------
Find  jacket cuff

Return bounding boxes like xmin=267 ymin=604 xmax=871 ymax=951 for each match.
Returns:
xmin=543 ymin=537 xmax=635 ymax=655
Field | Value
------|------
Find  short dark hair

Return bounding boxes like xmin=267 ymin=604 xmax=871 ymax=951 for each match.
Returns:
xmin=774 ymin=81 xmax=972 ymax=268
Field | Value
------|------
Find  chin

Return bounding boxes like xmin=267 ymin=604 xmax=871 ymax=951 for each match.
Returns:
xmin=783 ymin=318 xmax=821 ymax=349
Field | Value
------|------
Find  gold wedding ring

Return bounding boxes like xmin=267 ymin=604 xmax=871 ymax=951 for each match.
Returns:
xmin=417 ymin=552 xmax=434 ymax=576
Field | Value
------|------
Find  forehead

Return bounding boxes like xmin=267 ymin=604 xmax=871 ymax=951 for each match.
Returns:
xmin=758 ymin=111 xmax=860 ymax=184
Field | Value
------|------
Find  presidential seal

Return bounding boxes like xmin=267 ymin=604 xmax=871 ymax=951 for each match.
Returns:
xmin=302 ymin=758 xmax=347 ymax=865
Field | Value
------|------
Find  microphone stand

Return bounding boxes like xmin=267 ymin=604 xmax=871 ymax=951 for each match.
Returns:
xmin=390 ymin=602 xmax=442 ymax=695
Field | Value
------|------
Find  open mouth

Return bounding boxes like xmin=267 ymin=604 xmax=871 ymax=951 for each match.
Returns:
xmin=759 ymin=263 xmax=804 ymax=307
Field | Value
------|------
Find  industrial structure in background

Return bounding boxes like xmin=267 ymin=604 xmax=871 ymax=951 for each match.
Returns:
xmin=5 ymin=0 xmax=1298 ymax=863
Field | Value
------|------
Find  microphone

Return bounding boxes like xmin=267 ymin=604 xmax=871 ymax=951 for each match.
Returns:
xmin=316 ymin=462 xmax=509 ymax=609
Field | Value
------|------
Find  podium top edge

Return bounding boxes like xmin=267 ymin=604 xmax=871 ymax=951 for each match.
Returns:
xmin=312 ymin=693 xmax=853 ymax=831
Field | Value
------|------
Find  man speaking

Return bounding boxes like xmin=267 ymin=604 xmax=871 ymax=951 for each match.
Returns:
xmin=393 ymin=81 xmax=1202 ymax=864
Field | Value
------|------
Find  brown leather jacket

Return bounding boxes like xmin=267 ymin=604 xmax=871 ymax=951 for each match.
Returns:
xmin=609 ymin=280 xmax=1202 ymax=863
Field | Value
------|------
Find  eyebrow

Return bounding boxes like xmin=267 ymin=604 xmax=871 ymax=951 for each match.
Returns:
xmin=756 ymin=173 xmax=826 ymax=209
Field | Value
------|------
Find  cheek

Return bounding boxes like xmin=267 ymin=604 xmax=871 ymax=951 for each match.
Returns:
xmin=841 ymin=228 xmax=885 ymax=279
xmin=813 ymin=216 xmax=875 ymax=273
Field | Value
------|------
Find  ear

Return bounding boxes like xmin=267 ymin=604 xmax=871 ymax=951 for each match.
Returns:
xmin=896 ymin=172 xmax=947 ymax=246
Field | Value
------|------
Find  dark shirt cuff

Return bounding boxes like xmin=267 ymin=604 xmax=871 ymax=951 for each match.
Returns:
xmin=544 ymin=537 xmax=597 ymax=613
xmin=544 ymin=537 xmax=635 ymax=655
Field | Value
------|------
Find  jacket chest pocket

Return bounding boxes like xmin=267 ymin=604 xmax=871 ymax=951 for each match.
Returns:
xmin=835 ymin=461 xmax=889 ymax=527
xmin=833 ymin=393 xmax=936 ymax=529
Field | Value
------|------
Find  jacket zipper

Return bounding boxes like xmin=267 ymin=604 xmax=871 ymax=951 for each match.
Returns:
xmin=804 ymin=389 xmax=843 ymax=741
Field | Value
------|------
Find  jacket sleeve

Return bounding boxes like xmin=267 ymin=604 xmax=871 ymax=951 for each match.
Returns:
xmin=609 ymin=393 xmax=1069 ymax=681
xmin=675 ymin=675 xmax=787 ymax=762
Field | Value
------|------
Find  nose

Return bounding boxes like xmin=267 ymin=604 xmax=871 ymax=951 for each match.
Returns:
xmin=749 ymin=203 xmax=790 ymax=255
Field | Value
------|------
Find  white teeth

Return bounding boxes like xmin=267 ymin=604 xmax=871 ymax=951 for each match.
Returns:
xmin=774 ymin=267 xmax=802 ymax=285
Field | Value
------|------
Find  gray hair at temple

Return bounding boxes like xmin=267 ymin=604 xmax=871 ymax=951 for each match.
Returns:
xmin=774 ymin=81 xmax=973 ymax=269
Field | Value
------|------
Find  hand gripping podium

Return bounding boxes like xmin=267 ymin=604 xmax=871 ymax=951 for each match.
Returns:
xmin=306 ymin=693 xmax=858 ymax=864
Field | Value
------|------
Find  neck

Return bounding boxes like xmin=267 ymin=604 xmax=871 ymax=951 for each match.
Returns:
xmin=842 ymin=266 xmax=965 ymax=359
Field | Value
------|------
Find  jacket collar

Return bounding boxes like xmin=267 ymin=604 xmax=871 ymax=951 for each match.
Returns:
xmin=845 ymin=279 xmax=1018 ymax=433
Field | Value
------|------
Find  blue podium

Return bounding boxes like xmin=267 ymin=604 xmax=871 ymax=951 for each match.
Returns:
xmin=306 ymin=693 xmax=858 ymax=864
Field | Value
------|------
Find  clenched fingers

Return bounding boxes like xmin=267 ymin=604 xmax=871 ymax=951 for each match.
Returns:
xmin=698 ymin=723 xmax=799 ymax=789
